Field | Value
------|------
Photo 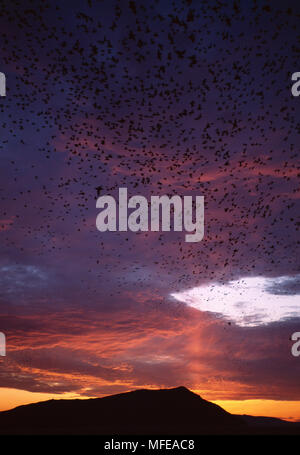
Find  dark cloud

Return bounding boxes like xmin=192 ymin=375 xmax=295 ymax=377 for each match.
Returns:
xmin=266 ymin=275 xmax=300 ymax=296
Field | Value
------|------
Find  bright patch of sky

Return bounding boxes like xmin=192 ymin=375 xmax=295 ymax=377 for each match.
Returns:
xmin=171 ymin=276 xmax=300 ymax=327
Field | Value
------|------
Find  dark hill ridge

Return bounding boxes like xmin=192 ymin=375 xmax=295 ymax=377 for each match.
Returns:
xmin=0 ymin=386 xmax=299 ymax=434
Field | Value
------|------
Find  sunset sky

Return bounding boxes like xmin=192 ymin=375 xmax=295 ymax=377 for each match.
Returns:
xmin=0 ymin=0 xmax=300 ymax=422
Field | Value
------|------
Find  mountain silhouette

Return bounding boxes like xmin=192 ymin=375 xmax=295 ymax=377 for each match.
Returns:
xmin=0 ymin=386 xmax=299 ymax=434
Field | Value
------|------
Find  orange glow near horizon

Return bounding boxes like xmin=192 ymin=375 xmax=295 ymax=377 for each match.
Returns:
xmin=212 ymin=399 xmax=300 ymax=422
xmin=0 ymin=388 xmax=93 ymax=412
xmin=0 ymin=387 xmax=299 ymax=423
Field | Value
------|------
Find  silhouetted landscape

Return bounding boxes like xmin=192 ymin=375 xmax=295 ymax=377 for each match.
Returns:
xmin=0 ymin=387 xmax=299 ymax=435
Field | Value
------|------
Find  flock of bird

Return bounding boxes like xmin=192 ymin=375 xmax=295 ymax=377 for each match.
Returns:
xmin=0 ymin=0 xmax=299 ymax=298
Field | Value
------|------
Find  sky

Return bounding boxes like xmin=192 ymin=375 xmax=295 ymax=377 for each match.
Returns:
xmin=0 ymin=0 xmax=300 ymax=421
